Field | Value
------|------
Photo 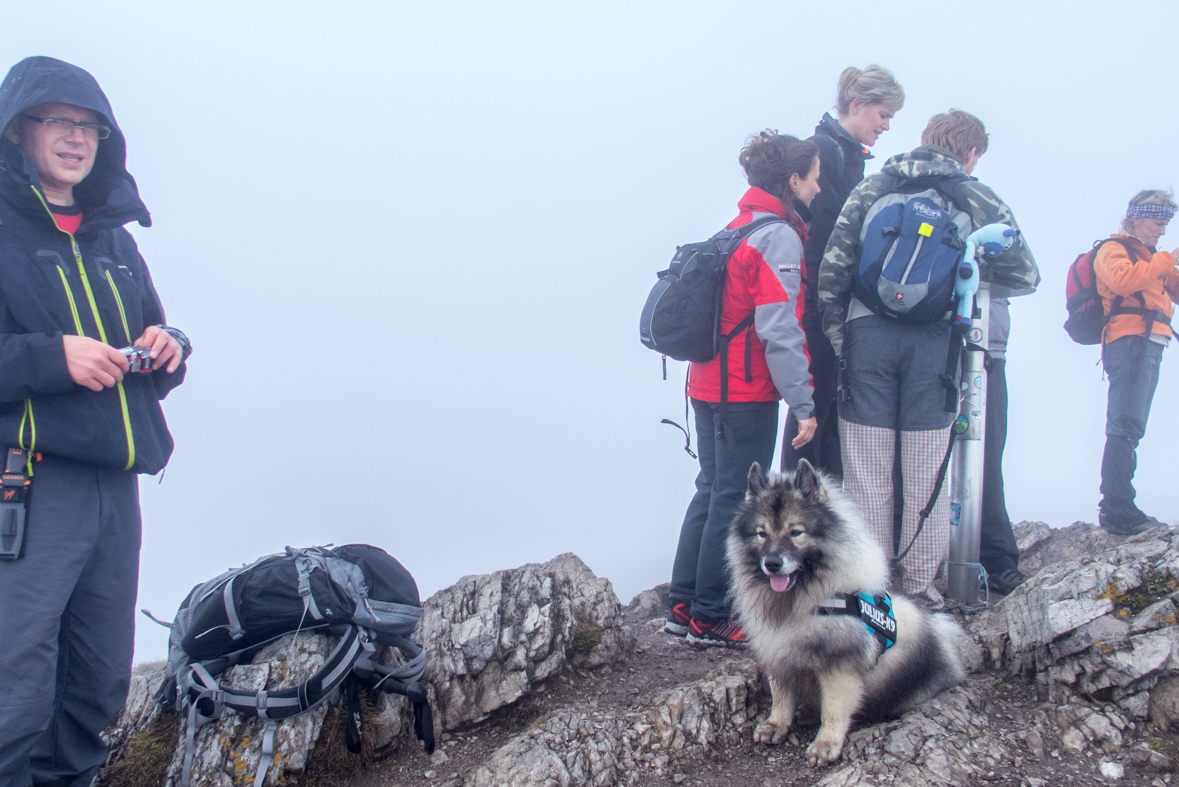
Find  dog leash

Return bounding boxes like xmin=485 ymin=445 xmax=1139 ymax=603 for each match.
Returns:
xmin=891 ymin=423 xmax=959 ymax=567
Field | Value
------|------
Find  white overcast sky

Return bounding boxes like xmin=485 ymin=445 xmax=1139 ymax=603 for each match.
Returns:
xmin=7 ymin=1 xmax=1178 ymax=662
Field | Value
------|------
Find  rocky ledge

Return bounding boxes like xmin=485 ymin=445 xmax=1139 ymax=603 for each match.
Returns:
xmin=101 ymin=523 xmax=1179 ymax=787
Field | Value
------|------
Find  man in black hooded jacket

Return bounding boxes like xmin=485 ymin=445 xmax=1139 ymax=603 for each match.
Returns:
xmin=0 ymin=57 xmax=189 ymax=787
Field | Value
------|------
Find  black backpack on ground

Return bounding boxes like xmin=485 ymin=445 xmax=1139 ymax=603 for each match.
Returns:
xmin=147 ymin=544 xmax=434 ymax=787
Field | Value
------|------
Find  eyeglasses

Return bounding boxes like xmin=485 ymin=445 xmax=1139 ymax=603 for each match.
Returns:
xmin=20 ymin=114 xmax=111 ymax=140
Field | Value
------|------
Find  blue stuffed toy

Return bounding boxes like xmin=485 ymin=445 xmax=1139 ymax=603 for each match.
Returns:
xmin=953 ymin=223 xmax=1017 ymax=327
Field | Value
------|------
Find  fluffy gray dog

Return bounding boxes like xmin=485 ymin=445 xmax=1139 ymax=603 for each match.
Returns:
xmin=727 ymin=460 xmax=966 ymax=765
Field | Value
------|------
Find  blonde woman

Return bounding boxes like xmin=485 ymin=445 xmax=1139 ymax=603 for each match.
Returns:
xmin=781 ymin=65 xmax=904 ymax=480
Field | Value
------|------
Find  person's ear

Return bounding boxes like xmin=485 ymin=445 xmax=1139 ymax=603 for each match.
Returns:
xmin=788 ymin=172 xmax=801 ymax=196
xmin=850 ymin=98 xmax=861 ymax=117
xmin=3 ymin=122 xmax=20 ymax=145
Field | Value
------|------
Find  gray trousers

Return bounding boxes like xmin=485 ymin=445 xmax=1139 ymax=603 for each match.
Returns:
xmin=0 ymin=456 xmax=141 ymax=787
xmin=1100 ymin=335 xmax=1165 ymax=518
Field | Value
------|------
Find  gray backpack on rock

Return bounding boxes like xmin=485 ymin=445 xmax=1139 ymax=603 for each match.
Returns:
xmin=145 ymin=544 xmax=434 ymax=787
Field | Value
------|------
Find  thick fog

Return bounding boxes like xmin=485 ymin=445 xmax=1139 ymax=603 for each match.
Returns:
xmin=6 ymin=1 xmax=1177 ymax=662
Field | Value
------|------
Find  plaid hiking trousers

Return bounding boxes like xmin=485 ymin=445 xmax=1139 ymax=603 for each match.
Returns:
xmin=841 ymin=419 xmax=952 ymax=607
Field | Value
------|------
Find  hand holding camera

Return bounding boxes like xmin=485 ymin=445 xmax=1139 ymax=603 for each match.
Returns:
xmin=118 ymin=345 xmax=153 ymax=374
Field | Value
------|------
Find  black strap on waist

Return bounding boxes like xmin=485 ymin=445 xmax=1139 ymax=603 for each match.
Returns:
xmin=718 ymin=311 xmax=756 ymax=442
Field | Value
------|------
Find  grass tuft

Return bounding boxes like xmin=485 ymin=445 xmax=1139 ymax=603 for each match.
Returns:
xmin=98 ymin=709 xmax=180 ymax=787
xmin=570 ymin=613 xmax=603 ymax=657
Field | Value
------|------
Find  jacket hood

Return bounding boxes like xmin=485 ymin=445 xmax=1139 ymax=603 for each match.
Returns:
xmin=0 ymin=56 xmax=149 ymax=228
xmin=816 ymin=112 xmax=872 ymax=161
xmin=879 ymin=145 xmax=967 ymax=182
xmin=739 ymin=186 xmax=807 ymax=242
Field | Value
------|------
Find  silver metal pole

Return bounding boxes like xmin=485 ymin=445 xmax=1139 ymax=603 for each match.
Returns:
xmin=947 ymin=283 xmax=990 ymax=605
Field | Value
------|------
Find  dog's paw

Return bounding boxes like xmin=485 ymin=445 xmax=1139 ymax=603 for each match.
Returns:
xmin=805 ymin=735 xmax=844 ymax=766
xmin=753 ymin=720 xmax=791 ymax=745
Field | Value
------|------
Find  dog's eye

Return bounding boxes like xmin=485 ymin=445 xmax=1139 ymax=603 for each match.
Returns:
xmin=789 ymin=529 xmax=805 ymax=538
xmin=756 ymin=531 xmax=767 ymax=541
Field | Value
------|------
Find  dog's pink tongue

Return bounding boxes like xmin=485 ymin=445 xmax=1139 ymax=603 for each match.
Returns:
xmin=770 ymin=574 xmax=791 ymax=592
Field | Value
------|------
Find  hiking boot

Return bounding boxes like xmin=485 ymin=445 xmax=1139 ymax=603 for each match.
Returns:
xmin=686 ymin=616 xmax=747 ymax=647
xmin=1099 ymin=508 xmax=1160 ymax=536
xmin=987 ymin=568 xmax=1028 ymax=596
xmin=664 ymin=602 xmax=691 ymax=636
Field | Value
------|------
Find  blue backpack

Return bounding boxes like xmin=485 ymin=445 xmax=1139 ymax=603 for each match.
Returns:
xmin=854 ymin=175 xmax=975 ymax=323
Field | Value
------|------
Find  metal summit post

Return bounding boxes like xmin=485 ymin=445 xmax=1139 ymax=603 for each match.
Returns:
xmin=948 ymin=282 xmax=990 ymax=605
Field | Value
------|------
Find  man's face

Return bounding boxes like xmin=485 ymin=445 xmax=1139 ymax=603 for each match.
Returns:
xmin=4 ymin=102 xmax=102 ymax=196
xmin=1133 ymin=217 xmax=1169 ymax=248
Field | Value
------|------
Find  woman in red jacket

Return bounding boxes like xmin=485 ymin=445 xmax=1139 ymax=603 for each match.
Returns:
xmin=665 ymin=131 xmax=820 ymax=646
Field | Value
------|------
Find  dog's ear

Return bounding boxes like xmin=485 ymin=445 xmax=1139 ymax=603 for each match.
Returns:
xmin=747 ymin=462 xmax=768 ymax=498
xmin=794 ymin=459 xmax=826 ymax=503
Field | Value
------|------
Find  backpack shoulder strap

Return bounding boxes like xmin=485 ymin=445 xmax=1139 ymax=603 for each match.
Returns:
xmin=928 ymin=174 xmax=978 ymax=215
xmin=713 ymin=215 xmax=787 ymax=250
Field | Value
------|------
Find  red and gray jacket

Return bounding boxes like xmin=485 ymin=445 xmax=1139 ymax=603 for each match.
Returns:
xmin=688 ymin=188 xmax=814 ymax=419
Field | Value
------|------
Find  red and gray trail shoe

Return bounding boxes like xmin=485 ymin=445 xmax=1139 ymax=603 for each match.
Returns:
xmin=664 ymin=602 xmax=691 ymax=636
xmin=686 ymin=616 xmax=748 ymax=647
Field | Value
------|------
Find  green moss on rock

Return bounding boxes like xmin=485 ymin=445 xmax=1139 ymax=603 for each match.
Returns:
xmin=98 ymin=709 xmax=180 ymax=787
xmin=570 ymin=614 xmax=603 ymax=656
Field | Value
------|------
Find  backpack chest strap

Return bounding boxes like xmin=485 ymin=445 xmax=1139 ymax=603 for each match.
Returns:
xmin=816 ymin=592 xmax=897 ymax=652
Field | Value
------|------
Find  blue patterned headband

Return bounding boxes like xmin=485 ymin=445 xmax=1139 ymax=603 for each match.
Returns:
xmin=1126 ymin=203 xmax=1177 ymax=221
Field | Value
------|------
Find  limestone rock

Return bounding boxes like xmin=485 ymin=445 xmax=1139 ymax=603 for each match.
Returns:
xmin=1150 ymin=674 xmax=1179 ymax=730
xmin=419 ymin=553 xmax=634 ymax=731
xmin=102 ymin=666 xmax=168 ymax=756
xmin=1014 ymin=520 xmax=1122 ymax=579
xmin=818 ymin=684 xmax=1006 ymax=787
xmin=626 ymin=583 xmax=669 ymax=619
xmin=162 ymin=631 xmax=338 ymax=787
xmin=973 ymin=523 xmax=1179 ymax=714
xmin=460 ymin=659 xmax=760 ymax=787
xmin=1014 ymin=520 xmax=1052 ymax=555
xmin=103 ymin=637 xmax=418 ymax=786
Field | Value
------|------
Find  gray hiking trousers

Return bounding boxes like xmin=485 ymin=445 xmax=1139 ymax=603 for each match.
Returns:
xmin=0 ymin=456 xmax=141 ymax=787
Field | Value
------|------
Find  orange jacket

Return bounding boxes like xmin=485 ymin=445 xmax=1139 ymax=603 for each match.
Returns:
xmin=1094 ymin=234 xmax=1179 ymax=343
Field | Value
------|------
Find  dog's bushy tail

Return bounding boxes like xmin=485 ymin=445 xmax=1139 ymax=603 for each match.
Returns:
xmin=929 ymin=613 xmax=968 ymax=684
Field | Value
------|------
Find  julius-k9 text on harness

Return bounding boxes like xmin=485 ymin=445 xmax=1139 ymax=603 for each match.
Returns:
xmin=816 ymin=591 xmax=897 ymax=652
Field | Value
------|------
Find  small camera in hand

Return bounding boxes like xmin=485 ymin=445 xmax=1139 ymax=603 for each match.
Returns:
xmin=118 ymin=345 xmax=153 ymax=373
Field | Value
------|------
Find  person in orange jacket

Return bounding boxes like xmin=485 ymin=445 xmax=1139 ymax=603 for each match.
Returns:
xmin=1094 ymin=189 xmax=1179 ymax=534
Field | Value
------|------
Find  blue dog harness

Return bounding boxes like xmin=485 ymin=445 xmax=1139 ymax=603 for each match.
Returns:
xmin=816 ymin=592 xmax=897 ymax=652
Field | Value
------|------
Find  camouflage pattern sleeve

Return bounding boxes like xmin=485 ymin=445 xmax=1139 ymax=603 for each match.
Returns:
xmin=960 ymin=182 xmax=1040 ymax=294
xmin=817 ymin=175 xmax=887 ymax=356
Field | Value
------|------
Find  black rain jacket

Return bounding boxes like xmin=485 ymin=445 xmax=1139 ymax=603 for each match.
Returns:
xmin=802 ymin=113 xmax=871 ymax=301
xmin=0 ymin=56 xmax=184 ymax=474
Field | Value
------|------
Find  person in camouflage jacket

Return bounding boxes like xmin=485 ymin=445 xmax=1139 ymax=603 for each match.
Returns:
xmin=816 ymin=110 xmax=1038 ymax=607
xmin=818 ymin=148 xmax=1038 ymax=354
